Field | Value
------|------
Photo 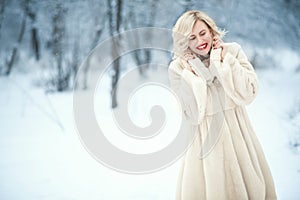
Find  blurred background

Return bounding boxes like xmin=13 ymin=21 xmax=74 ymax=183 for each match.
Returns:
xmin=1 ymin=0 xmax=300 ymax=199
xmin=1 ymin=0 xmax=299 ymax=92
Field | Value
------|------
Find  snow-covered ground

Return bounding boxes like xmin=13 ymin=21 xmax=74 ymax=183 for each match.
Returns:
xmin=0 ymin=64 xmax=300 ymax=199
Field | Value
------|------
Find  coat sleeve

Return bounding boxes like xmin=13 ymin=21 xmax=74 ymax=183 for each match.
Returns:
xmin=168 ymin=59 xmax=207 ymax=125
xmin=214 ymin=43 xmax=259 ymax=105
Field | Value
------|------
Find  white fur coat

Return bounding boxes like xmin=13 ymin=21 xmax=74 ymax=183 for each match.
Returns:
xmin=168 ymin=43 xmax=277 ymax=200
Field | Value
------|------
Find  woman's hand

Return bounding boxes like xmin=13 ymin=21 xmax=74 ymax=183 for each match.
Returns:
xmin=212 ymin=36 xmax=225 ymax=62
xmin=181 ymin=53 xmax=197 ymax=75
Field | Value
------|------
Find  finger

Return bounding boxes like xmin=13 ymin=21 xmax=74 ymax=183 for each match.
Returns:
xmin=182 ymin=59 xmax=196 ymax=74
xmin=184 ymin=53 xmax=195 ymax=61
xmin=213 ymin=41 xmax=221 ymax=49
xmin=220 ymin=47 xmax=226 ymax=62
xmin=213 ymin=38 xmax=223 ymax=48
xmin=214 ymin=41 xmax=219 ymax=48
xmin=213 ymin=36 xmax=219 ymax=41
xmin=220 ymin=42 xmax=224 ymax=50
xmin=181 ymin=59 xmax=190 ymax=69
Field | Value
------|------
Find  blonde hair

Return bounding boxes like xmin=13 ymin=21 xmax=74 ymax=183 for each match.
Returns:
xmin=172 ymin=10 xmax=226 ymax=58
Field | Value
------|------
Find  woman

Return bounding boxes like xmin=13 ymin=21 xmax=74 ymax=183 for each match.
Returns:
xmin=168 ymin=10 xmax=277 ymax=199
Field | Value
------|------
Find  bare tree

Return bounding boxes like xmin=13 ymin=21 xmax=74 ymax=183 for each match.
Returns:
xmin=81 ymin=2 xmax=106 ymax=90
xmin=0 ymin=0 xmax=6 ymax=39
xmin=3 ymin=0 xmax=27 ymax=75
xmin=51 ymin=3 xmax=69 ymax=92
xmin=125 ymin=0 xmax=158 ymax=76
xmin=90 ymin=15 xmax=105 ymax=49
xmin=107 ymin=0 xmax=123 ymax=108
xmin=25 ymin=0 xmax=40 ymax=61
xmin=179 ymin=0 xmax=196 ymax=11
xmin=69 ymin=37 xmax=79 ymax=89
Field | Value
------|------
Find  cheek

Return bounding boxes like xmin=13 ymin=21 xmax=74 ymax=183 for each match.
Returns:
xmin=205 ymin=34 xmax=213 ymax=43
xmin=188 ymin=40 xmax=197 ymax=48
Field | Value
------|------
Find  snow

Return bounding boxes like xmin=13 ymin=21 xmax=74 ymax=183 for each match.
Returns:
xmin=1 ymin=64 xmax=300 ymax=199
xmin=1 ymin=0 xmax=300 ymax=198
xmin=0 ymin=71 xmax=179 ymax=200
xmin=247 ymin=69 xmax=300 ymax=199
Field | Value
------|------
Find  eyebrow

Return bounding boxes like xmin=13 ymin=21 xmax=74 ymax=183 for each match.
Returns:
xmin=191 ymin=29 xmax=206 ymax=36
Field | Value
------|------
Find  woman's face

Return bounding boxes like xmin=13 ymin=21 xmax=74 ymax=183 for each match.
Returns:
xmin=188 ymin=20 xmax=213 ymax=56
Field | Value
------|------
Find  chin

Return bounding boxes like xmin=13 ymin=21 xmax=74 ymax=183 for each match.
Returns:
xmin=197 ymin=50 xmax=210 ymax=56
xmin=194 ymin=46 xmax=211 ymax=56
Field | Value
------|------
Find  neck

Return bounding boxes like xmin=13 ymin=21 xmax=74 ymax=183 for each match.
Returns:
xmin=197 ymin=51 xmax=210 ymax=61
xmin=197 ymin=47 xmax=212 ymax=61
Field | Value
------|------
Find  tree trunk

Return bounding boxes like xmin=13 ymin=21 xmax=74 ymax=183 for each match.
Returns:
xmin=111 ymin=37 xmax=120 ymax=108
xmin=31 ymin=28 xmax=40 ymax=60
xmin=0 ymin=0 xmax=6 ymax=39
xmin=5 ymin=12 xmax=26 ymax=75
xmin=71 ymin=39 xmax=79 ymax=89
xmin=180 ymin=0 xmax=195 ymax=11
xmin=52 ymin=3 xmax=68 ymax=92
xmin=107 ymin=0 xmax=122 ymax=108
xmin=126 ymin=0 xmax=158 ymax=76
xmin=80 ymin=11 xmax=106 ymax=90
xmin=25 ymin=0 xmax=40 ymax=61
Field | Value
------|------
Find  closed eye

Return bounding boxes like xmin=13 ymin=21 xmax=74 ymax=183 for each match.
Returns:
xmin=189 ymin=35 xmax=196 ymax=40
xmin=200 ymin=31 xmax=206 ymax=36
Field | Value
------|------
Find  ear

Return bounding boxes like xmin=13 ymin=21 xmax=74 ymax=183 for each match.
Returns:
xmin=209 ymin=29 xmax=214 ymax=37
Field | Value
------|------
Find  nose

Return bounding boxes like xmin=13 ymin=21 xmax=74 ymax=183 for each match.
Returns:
xmin=196 ymin=36 xmax=203 ymax=46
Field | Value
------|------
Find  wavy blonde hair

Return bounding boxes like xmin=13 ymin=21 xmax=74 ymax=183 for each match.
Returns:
xmin=172 ymin=10 xmax=226 ymax=58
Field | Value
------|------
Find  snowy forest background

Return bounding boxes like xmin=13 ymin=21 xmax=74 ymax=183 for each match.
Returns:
xmin=1 ymin=0 xmax=300 ymax=199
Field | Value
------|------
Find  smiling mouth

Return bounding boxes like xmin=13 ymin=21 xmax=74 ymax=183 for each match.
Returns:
xmin=197 ymin=43 xmax=208 ymax=50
